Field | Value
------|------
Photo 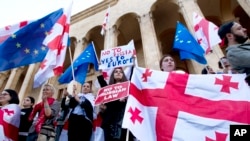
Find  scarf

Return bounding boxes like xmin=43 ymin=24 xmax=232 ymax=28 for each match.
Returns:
xmin=28 ymin=97 xmax=55 ymax=133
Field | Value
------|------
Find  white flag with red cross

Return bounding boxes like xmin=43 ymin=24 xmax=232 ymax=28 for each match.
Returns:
xmin=0 ymin=21 xmax=30 ymax=44
xmin=193 ymin=12 xmax=221 ymax=54
xmin=0 ymin=104 xmax=21 ymax=141
xmin=33 ymin=1 xmax=72 ymax=88
xmin=122 ymin=67 xmax=250 ymax=141
xmin=100 ymin=6 xmax=110 ymax=36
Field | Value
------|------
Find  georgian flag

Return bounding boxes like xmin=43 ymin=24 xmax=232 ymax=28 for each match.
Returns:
xmin=122 ymin=95 xmax=157 ymax=141
xmin=193 ymin=12 xmax=221 ymax=54
xmin=0 ymin=21 xmax=30 ymax=43
xmin=173 ymin=111 xmax=242 ymax=141
xmin=100 ymin=6 xmax=110 ymax=36
xmin=0 ymin=104 xmax=21 ymax=141
xmin=122 ymin=67 xmax=250 ymax=141
xmin=33 ymin=1 xmax=72 ymax=88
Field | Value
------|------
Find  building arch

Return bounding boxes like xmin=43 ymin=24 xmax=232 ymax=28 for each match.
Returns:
xmin=115 ymin=12 xmax=145 ymax=67
xmin=152 ymin=0 xmax=189 ymax=72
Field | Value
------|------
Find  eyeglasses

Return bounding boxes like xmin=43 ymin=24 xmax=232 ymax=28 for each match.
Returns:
xmin=0 ymin=93 xmax=9 ymax=96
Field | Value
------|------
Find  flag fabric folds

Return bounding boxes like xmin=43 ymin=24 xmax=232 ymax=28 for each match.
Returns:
xmin=100 ymin=6 xmax=110 ymax=36
xmin=0 ymin=21 xmax=30 ymax=44
xmin=173 ymin=21 xmax=207 ymax=64
xmin=122 ymin=67 xmax=250 ymax=141
xmin=0 ymin=8 xmax=63 ymax=72
xmin=33 ymin=2 xmax=72 ymax=88
xmin=0 ymin=104 xmax=21 ymax=141
xmin=58 ymin=42 xmax=99 ymax=84
xmin=193 ymin=12 xmax=221 ymax=54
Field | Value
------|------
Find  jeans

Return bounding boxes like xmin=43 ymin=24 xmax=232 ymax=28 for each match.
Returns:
xmin=26 ymin=131 xmax=38 ymax=141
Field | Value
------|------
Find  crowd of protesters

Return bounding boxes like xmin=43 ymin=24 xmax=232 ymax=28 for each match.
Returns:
xmin=0 ymin=21 xmax=250 ymax=141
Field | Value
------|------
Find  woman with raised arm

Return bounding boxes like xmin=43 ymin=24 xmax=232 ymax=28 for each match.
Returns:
xmin=67 ymin=82 xmax=94 ymax=141
xmin=98 ymin=67 xmax=134 ymax=141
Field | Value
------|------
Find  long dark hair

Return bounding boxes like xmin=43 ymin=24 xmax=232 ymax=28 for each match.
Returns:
xmin=4 ymin=89 xmax=20 ymax=104
xmin=108 ymin=68 xmax=128 ymax=85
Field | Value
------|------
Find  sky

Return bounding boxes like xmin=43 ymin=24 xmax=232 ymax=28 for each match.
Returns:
xmin=0 ymin=0 xmax=102 ymax=27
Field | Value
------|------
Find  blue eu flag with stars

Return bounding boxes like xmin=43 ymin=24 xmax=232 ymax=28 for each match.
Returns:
xmin=0 ymin=8 xmax=63 ymax=72
xmin=58 ymin=42 xmax=99 ymax=84
xmin=173 ymin=21 xmax=207 ymax=65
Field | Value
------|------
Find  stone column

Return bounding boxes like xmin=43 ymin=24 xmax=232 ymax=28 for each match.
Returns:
xmin=73 ymin=38 xmax=86 ymax=60
xmin=0 ymin=71 xmax=10 ymax=87
xmin=177 ymin=0 xmax=224 ymax=74
xmin=66 ymin=37 xmax=88 ymax=94
xmin=137 ymin=12 xmax=161 ymax=70
xmin=18 ymin=64 xmax=38 ymax=102
xmin=104 ymin=25 xmax=119 ymax=49
xmin=4 ymin=67 xmax=25 ymax=89
xmin=237 ymin=0 xmax=250 ymax=17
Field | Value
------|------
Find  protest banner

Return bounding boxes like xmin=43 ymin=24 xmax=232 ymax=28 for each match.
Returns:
xmin=94 ymin=81 xmax=130 ymax=105
xmin=99 ymin=40 xmax=136 ymax=69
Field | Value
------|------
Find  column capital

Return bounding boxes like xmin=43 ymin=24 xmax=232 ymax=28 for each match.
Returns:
xmin=82 ymin=37 xmax=89 ymax=45
xmin=137 ymin=12 xmax=154 ymax=24
xmin=112 ymin=25 xmax=120 ymax=35
xmin=0 ymin=72 xmax=8 ymax=79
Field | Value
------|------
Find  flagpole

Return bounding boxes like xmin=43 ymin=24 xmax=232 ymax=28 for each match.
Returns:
xmin=126 ymin=55 xmax=137 ymax=141
xmin=68 ymin=44 xmax=75 ymax=81
xmin=92 ymin=41 xmax=100 ymax=66
xmin=106 ymin=5 xmax=111 ymax=49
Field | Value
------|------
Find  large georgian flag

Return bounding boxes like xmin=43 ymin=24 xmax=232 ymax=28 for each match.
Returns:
xmin=0 ymin=104 xmax=21 ymax=141
xmin=122 ymin=67 xmax=250 ymax=141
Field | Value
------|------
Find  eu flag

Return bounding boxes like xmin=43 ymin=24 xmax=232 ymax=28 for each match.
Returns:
xmin=58 ymin=42 xmax=99 ymax=84
xmin=173 ymin=21 xmax=207 ymax=64
xmin=0 ymin=8 xmax=63 ymax=71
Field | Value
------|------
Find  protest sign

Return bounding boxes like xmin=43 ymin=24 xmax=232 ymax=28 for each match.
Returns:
xmin=94 ymin=81 xmax=130 ymax=105
xmin=99 ymin=40 xmax=136 ymax=69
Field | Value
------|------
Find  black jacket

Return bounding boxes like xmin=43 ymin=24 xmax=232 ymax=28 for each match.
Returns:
xmin=69 ymin=96 xmax=93 ymax=122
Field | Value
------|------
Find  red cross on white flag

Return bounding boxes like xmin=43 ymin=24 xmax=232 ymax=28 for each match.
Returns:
xmin=33 ymin=1 xmax=72 ymax=88
xmin=0 ymin=104 xmax=21 ymax=141
xmin=100 ymin=6 xmax=110 ymax=36
xmin=193 ymin=12 xmax=221 ymax=54
xmin=122 ymin=67 xmax=250 ymax=141
xmin=0 ymin=21 xmax=29 ymax=43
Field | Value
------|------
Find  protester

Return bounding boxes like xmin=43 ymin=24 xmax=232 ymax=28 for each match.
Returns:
xmin=0 ymin=89 xmax=21 ymax=141
xmin=27 ymin=84 xmax=60 ymax=141
xmin=98 ymin=67 xmax=134 ymax=141
xmin=201 ymin=66 xmax=216 ymax=74
xmin=218 ymin=21 xmax=250 ymax=85
xmin=159 ymin=54 xmax=186 ymax=74
xmin=55 ymin=88 xmax=71 ymax=141
xmin=19 ymin=96 xmax=35 ymax=141
xmin=67 ymin=82 xmax=94 ymax=141
xmin=218 ymin=21 xmax=250 ymax=74
xmin=159 ymin=54 xmax=176 ymax=72
xmin=217 ymin=57 xmax=232 ymax=74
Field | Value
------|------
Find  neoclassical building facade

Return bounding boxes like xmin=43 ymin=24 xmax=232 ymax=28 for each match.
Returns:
xmin=1 ymin=0 xmax=250 ymax=103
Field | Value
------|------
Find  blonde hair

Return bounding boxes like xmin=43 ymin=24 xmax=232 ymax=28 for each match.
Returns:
xmin=43 ymin=84 xmax=56 ymax=94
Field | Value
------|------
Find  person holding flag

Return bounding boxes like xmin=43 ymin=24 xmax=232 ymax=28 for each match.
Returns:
xmin=66 ymin=82 xmax=94 ymax=141
xmin=159 ymin=54 xmax=176 ymax=72
xmin=0 ymin=89 xmax=21 ymax=141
